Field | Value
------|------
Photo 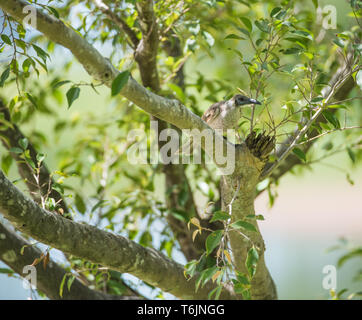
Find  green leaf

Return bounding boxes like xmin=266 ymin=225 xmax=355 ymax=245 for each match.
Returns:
xmin=322 ymin=110 xmax=340 ymax=129
xmin=270 ymin=7 xmax=282 ymax=17
xmin=210 ymin=211 xmax=230 ymax=222
xmin=312 ymin=0 xmax=318 ymax=8
xmin=230 ymin=220 xmax=257 ymax=232
xmin=233 ymin=282 xmax=245 ymax=294
xmin=184 ymin=260 xmax=198 ymax=278
xmin=333 ymin=39 xmax=344 ymax=48
xmin=167 ymin=83 xmax=186 ymax=103
xmin=0 ymin=268 xmax=14 ymax=274
xmin=66 ymin=87 xmax=80 ymax=109
xmin=246 ymin=246 xmax=259 ymax=278
xmin=26 ymin=93 xmax=38 ymax=109
xmin=59 ymin=274 xmax=67 ymax=298
xmin=1 ymin=154 xmax=13 ymax=175
xmin=36 ymin=153 xmax=45 ymax=163
xmin=224 ymin=34 xmax=246 ymax=40
xmin=32 ymin=44 xmax=50 ymax=63
xmin=284 ymin=47 xmax=303 ymax=55
xmin=67 ymin=275 xmax=75 ymax=292
xmin=205 ymin=230 xmax=223 ymax=255
xmin=202 ymin=31 xmax=215 ymax=47
xmin=337 ymin=248 xmax=362 ymax=268
xmin=47 ymin=6 xmax=60 ymax=18
xmin=239 ymin=17 xmax=252 ymax=32
xmin=208 ymin=285 xmax=222 ymax=300
xmin=277 ymin=10 xmax=288 ymax=20
xmin=311 ymin=96 xmax=324 ymax=103
xmin=241 ymin=289 xmax=252 ymax=300
xmin=139 ymin=231 xmax=152 ymax=246
xmin=291 ymin=30 xmax=314 ymax=41
xmin=1 ymin=34 xmax=12 ymax=45
xmin=328 ymin=104 xmax=347 ymax=109
xmin=254 ymin=20 xmax=269 ymax=33
xmin=236 ymin=27 xmax=250 ymax=37
xmin=18 ymin=138 xmax=28 ymax=150
xmin=22 ymin=58 xmax=32 ymax=72
xmin=236 ymin=272 xmax=250 ymax=285
xmin=229 ymin=48 xmax=243 ymax=59
xmin=53 ymin=80 xmax=71 ymax=89
xmin=75 ymin=193 xmax=86 ymax=214
xmin=293 ymin=147 xmax=306 ymax=162
xmin=0 ymin=67 xmax=10 ymax=87
xmin=111 ymin=70 xmax=130 ymax=96
xmin=9 ymin=147 xmax=23 ymax=154
xmin=347 ymin=148 xmax=356 ymax=164
xmin=199 ymin=266 xmax=218 ymax=288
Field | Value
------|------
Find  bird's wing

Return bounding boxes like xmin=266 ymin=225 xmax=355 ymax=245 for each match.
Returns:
xmin=201 ymin=101 xmax=223 ymax=124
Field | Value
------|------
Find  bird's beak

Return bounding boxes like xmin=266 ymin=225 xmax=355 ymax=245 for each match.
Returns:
xmin=248 ymin=98 xmax=261 ymax=105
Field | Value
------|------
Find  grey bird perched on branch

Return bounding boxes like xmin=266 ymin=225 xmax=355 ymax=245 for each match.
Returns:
xmin=201 ymin=94 xmax=261 ymax=130
xmin=178 ymin=94 xmax=261 ymax=154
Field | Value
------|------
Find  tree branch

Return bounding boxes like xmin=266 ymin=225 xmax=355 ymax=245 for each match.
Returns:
xmin=93 ymin=0 xmax=139 ymax=49
xmin=134 ymin=0 xmax=160 ymax=91
xmin=0 ymin=221 xmax=139 ymax=299
xmin=0 ymin=99 xmax=145 ymax=299
xmin=0 ymin=100 xmax=69 ymax=215
xmin=0 ymin=170 xmax=235 ymax=299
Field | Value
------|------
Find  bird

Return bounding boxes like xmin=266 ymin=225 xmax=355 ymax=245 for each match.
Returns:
xmin=178 ymin=94 xmax=261 ymax=154
xmin=201 ymin=94 xmax=261 ymax=130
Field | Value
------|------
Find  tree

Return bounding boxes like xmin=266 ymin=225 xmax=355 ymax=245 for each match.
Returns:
xmin=0 ymin=0 xmax=361 ymax=300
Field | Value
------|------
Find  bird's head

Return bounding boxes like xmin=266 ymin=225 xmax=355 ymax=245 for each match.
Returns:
xmin=232 ymin=94 xmax=261 ymax=106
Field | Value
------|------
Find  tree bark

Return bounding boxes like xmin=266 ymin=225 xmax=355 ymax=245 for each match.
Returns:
xmin=221 ymin=143 xmax=277 ymax=299
xmin=0 ymin=170 xmax=235 ymax=299
xmin=0 ymin=221 xmax=139 ymax=299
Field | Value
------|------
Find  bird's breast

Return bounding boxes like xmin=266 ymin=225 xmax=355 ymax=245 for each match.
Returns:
xmin=215 ymin=107 xmax=241 ymax=130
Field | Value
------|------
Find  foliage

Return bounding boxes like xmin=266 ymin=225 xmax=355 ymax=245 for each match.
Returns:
xmin=0 ymin=0 xmax=361 ymax=299
xmin=327 ymin=238 xmax=362 ymax=300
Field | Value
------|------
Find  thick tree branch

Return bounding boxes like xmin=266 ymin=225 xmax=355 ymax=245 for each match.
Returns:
xmin=0 ymin=99 xmax=144 ymax=299
xmin=0 ymin=170 xmax=235 ymax=299
xmin=221 ymin=168 xmax=277 ymax=299
xmin=0 ymin=221 xmax=139 ymax=299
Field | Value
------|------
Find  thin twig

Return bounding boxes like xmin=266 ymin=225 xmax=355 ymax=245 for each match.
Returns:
xmin=262 ymin=60 xmax=358 ymax=179
xmin=296 ymin=126 xmax=362 ymax=145
xmin=93 ymin=0 xmax=139 ymax=48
